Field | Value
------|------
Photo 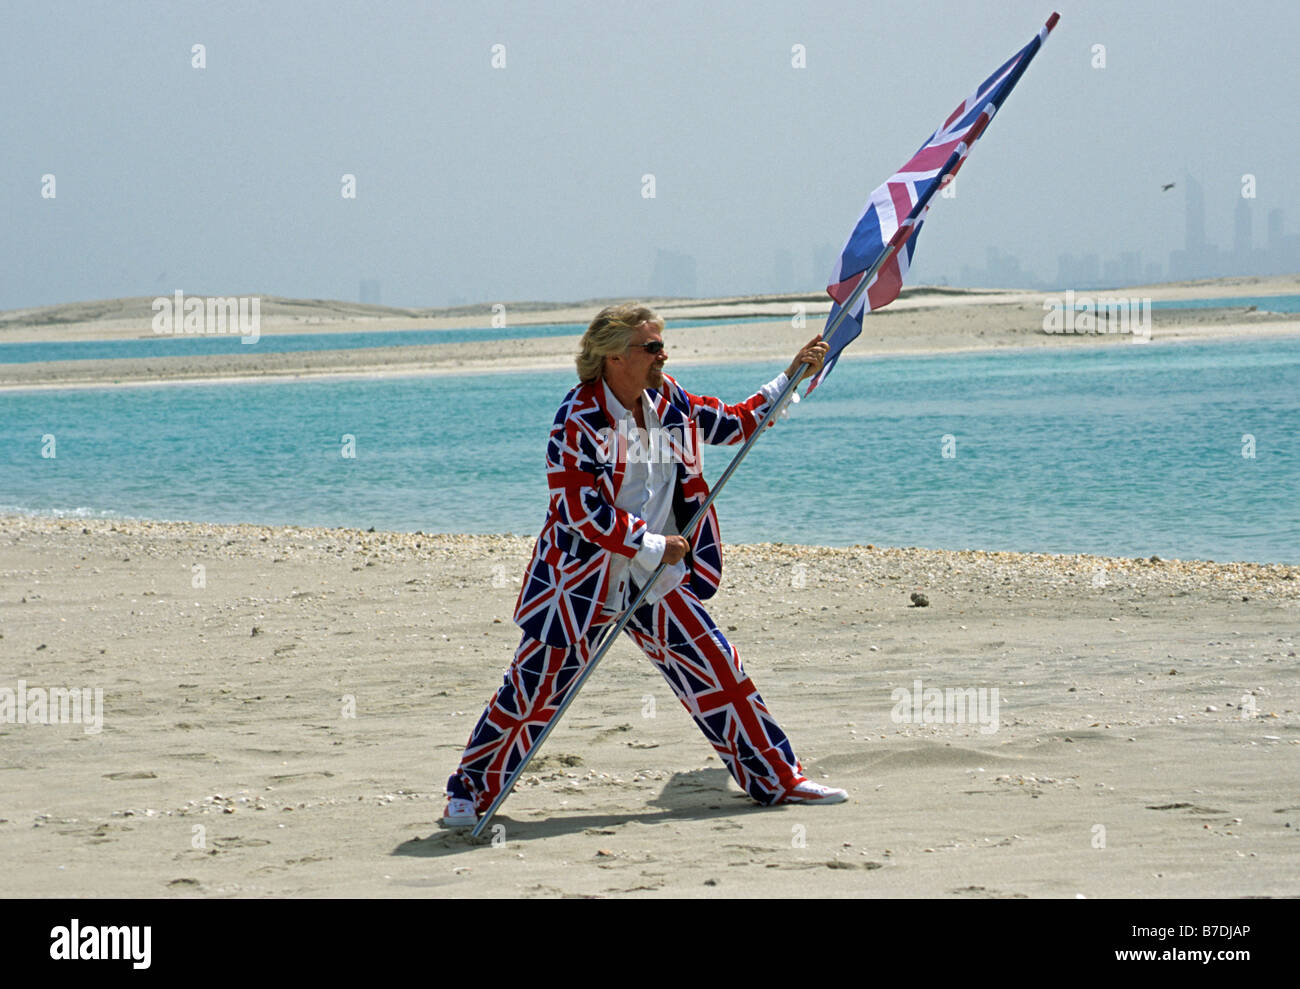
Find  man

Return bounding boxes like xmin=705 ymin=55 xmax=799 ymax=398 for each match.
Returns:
xmin=442 ymin=303 xmax=845 ymax=827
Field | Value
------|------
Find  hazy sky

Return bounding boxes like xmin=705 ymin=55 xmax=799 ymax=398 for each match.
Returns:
xmin=6 ymin=0 xmax=1298 ymax=309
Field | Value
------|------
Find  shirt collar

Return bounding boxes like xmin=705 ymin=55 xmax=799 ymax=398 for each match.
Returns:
xmin=601 ymin=379 xmax=658 ymax=426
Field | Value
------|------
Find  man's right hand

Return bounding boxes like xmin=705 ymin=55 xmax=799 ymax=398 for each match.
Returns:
xmin=662 ymin=535 xmax=689 ymax=565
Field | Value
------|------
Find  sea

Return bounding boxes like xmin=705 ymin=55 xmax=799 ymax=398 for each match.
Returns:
xmin=2 ymin=323 xmax=1297 ymax=564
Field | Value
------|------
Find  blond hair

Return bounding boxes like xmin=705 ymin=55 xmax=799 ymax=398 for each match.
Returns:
xmin=576 ymin=303 xmax=664 ymax=384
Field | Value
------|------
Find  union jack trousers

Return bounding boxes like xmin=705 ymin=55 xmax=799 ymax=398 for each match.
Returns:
xmin=446 ymin=581 xmax=808 ymax=810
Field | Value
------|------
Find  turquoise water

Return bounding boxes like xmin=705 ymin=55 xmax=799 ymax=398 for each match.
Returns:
xmin=0 ymin=315 xmax=776 ymax=365
xmin=1149 ymin=294 xmax=1300 ymax=312
xmin=2 ymin=337 xmax=1297 ymax=562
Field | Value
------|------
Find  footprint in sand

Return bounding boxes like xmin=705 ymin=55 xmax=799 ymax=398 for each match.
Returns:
xmin=212 ymin=836 xmax=271 ymax=848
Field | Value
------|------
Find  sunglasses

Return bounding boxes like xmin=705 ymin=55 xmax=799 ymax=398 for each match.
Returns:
xmin=632 ymin=340 xmax=667 ymax=355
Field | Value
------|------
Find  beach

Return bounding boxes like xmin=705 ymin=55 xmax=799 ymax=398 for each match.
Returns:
xmin=2 ymin=275 xmax=1299 ymax=390
xmin=2 ymin=516 xmax=1297 ymax=898
xmin=2 ymin=277 xmax=1299 ymax=898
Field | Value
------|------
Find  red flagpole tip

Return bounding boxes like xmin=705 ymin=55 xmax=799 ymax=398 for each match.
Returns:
xmin=1046 ymin=12 xmax=1060 ymax=30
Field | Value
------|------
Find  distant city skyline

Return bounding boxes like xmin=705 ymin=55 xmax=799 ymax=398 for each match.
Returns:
xmin=976 ymin=174 xmax=1300 ymax=291
xmin=6 ymin=1 xmax=1299 ymax=310
xmin=667 ymin=175 xmax=1300 ymax=299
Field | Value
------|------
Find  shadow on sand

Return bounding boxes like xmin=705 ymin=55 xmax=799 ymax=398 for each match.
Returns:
xmin=392 ymin=768 xmax=768 ymax=857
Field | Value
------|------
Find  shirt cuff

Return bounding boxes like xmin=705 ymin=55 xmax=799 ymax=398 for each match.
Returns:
xmin=635 ymin=530 xmax=666 ymax=568
xmin=759 ymin=371 xmax=799 ymax=418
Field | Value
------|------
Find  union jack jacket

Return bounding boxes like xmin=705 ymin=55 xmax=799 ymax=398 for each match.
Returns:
xmin=512 ymin=372 xmax=777 ymax=647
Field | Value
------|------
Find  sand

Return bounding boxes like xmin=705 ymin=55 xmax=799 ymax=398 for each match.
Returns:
xmin=2 ymin=276 xmax=1299 ymax=390
xmin=2 ymin=277 xmax=1298 ymax=898
xmin=2 ymin=516 xmax=1297 ymax=898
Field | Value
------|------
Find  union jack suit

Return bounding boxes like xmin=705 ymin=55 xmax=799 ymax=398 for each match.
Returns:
xmin=446 ymin=373 xmax=808 ymax=811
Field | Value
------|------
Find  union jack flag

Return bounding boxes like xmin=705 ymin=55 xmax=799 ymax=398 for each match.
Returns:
xmin=807 ymin=11 xmax=1060 ymax=395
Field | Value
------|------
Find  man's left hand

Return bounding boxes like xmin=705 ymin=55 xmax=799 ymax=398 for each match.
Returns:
xmin=785 ymin=335 xmax=829 ymax=383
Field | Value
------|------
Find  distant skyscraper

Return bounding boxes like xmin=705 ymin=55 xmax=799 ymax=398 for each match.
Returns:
xmin=359 ymin=279 xmax=381 ymax=304
xmin=1268 ymin=208 xmax=1283 ymax=251
xmin=1262 ymin=209 xmax=1300 ymax=276
xmin=1234 ymin=199 xmax=1252 ymax=257
xmin=1170 ymin=174 xmax=1219 ymax=280
xmin=1079 ymin=253 xmax=1100 ymax=284
xmin=648 ymin=249 xmax=697 ymax=298
xmin=1103 ymin=251 xmax=1142 ymax=287
xmin=1185 ymin=174 xmax=1206 ymax=253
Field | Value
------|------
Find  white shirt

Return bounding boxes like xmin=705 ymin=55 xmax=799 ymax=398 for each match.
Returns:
xmin=598 ymin=372 xmax=797 ymax=615
xmin=600 ymin=380 xmax=684 ymax=613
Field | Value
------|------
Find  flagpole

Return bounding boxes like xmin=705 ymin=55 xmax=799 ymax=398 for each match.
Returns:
xmin=471 ymin=173 xmax=944 ymax=838
xmin=470 ymin=310 xmax=867 ymax=838
xmin=470 ymin=11 xmax=1061 ymax=837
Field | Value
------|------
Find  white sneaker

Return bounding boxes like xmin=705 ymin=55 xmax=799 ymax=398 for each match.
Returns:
xmin=440 ymin=797 xmax=478 ymax=828
xmin=779 ymin=779 xmax=848 ymax=805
